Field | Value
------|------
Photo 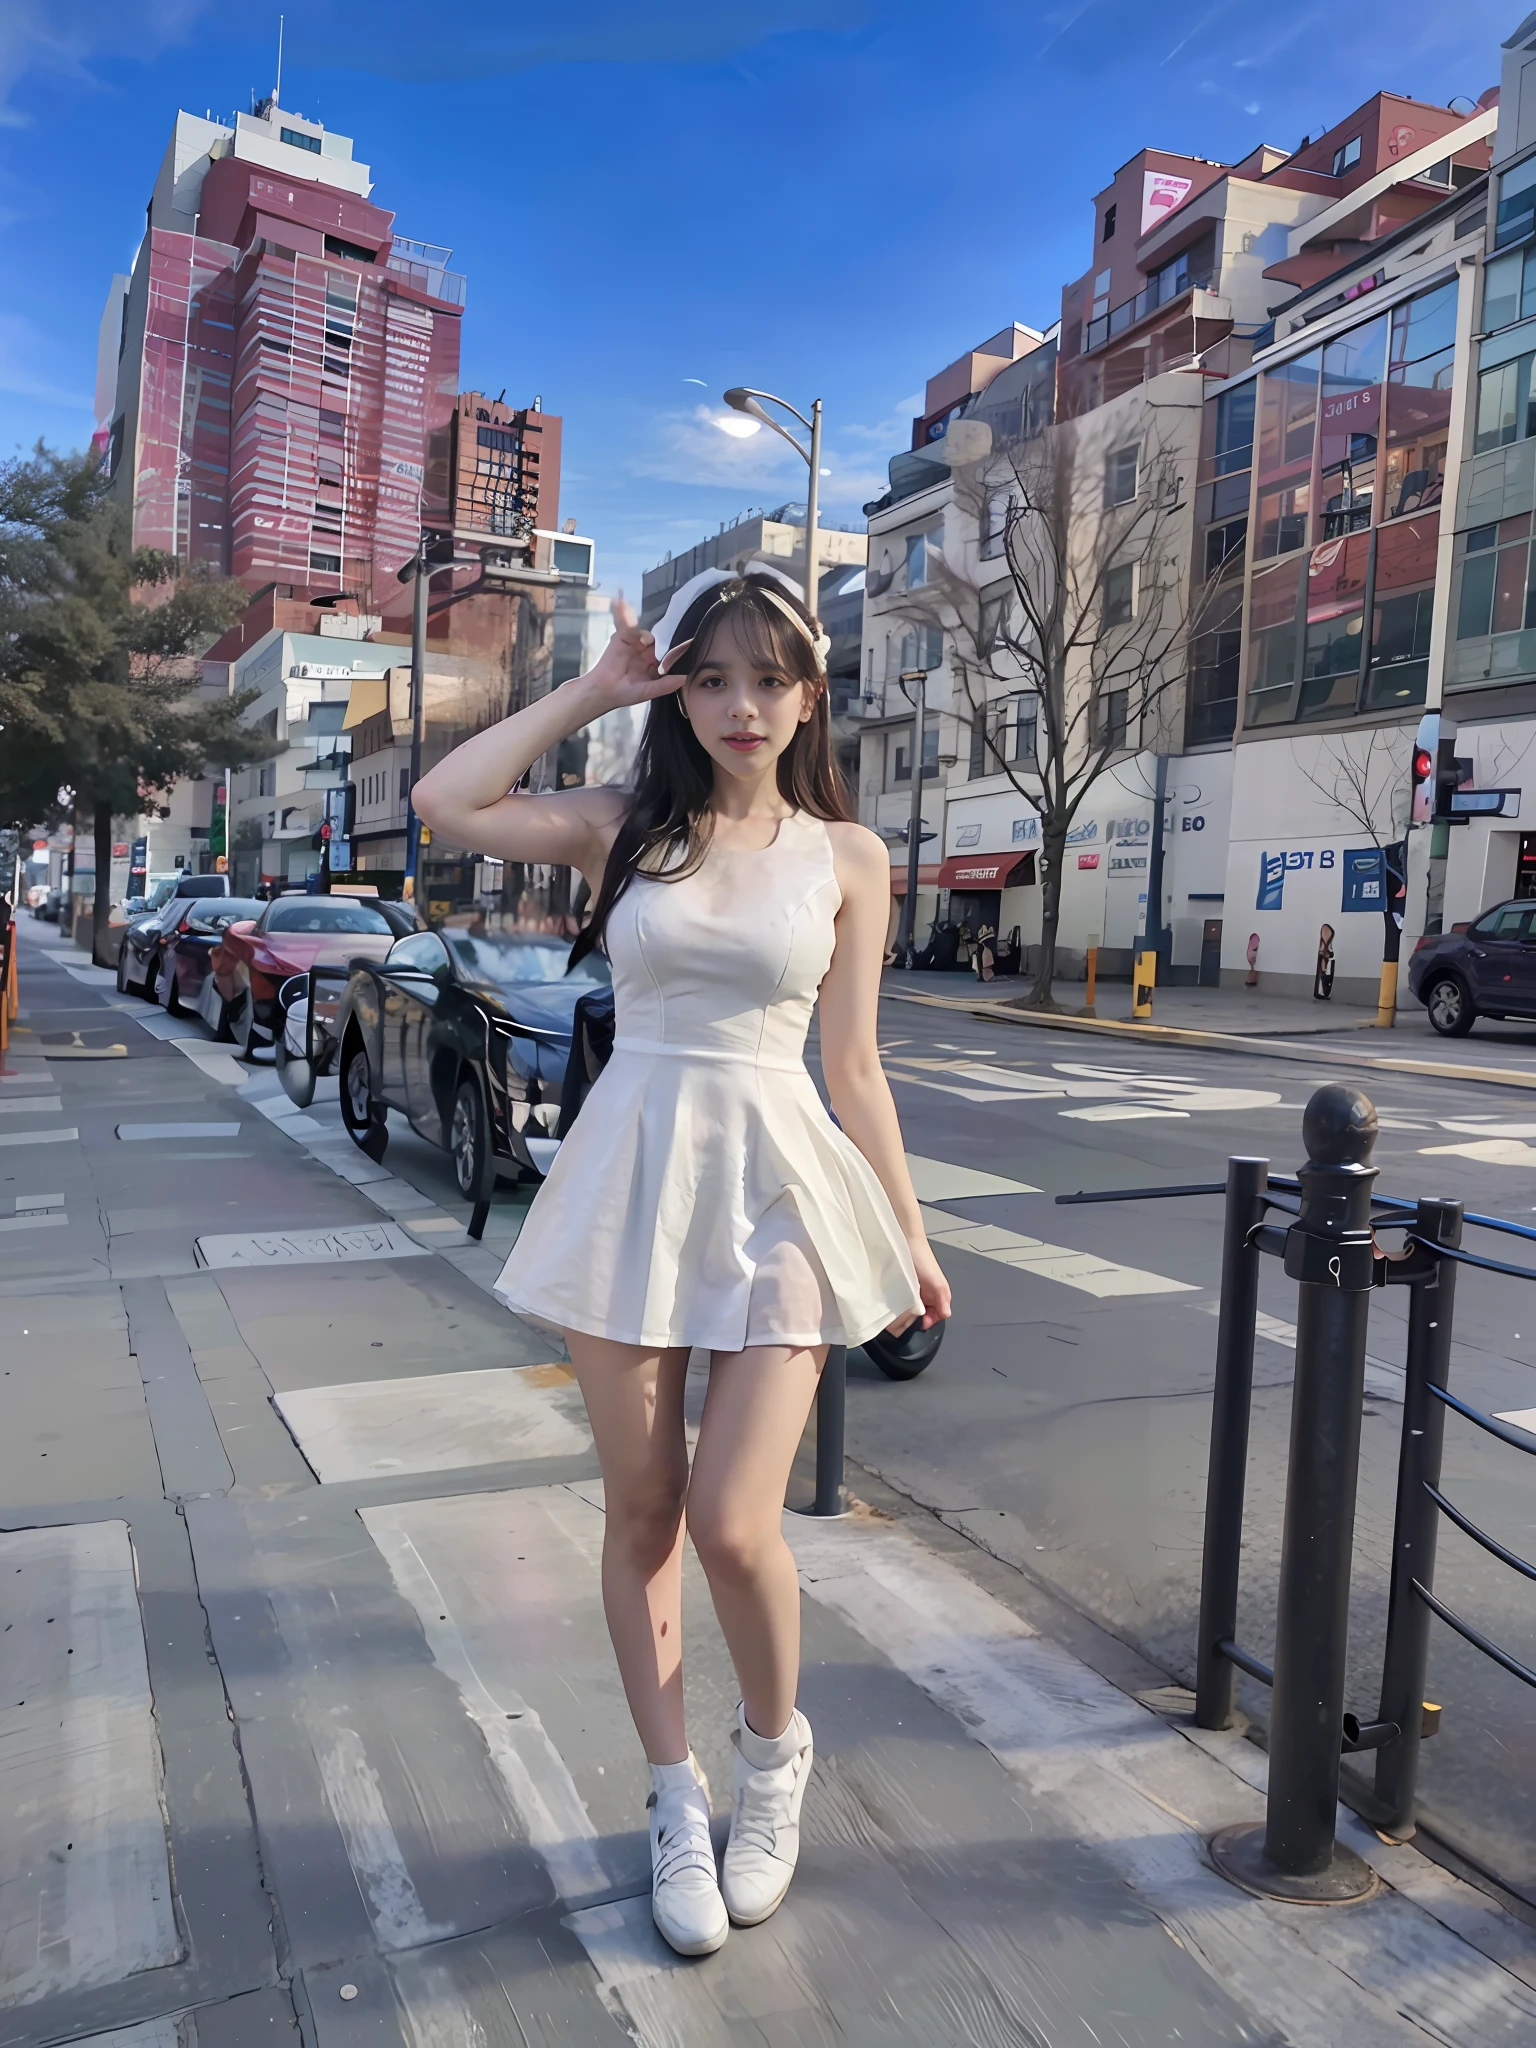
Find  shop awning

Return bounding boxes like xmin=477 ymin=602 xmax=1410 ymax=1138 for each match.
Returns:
xmin=936 ymin=852 xmax=1036 ymax=889
xmin=889 ymin=864 xmax=942 ymax=896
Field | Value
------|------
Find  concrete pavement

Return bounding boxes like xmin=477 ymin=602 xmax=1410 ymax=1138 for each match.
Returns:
xmin=5 ymin=917 xmax=1536 ymax=2045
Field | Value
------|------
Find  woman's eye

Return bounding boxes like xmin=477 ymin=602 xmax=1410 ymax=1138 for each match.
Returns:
xmin=759 ymin=674 xmax=788 ymax=690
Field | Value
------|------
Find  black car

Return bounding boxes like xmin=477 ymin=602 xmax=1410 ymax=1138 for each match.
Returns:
xmin=150 ymin=897 xmax=268 ymax=1030
xmin=116 ymin=874 xmax=232 ymax=997
xmin=309 ymin=926 xmax=613 ymax=1195
xmin=1409 ymin=901 xmax=1536 ymax=1035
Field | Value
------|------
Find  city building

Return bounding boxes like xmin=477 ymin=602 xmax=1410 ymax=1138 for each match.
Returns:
xmin=103 ymin=99 xmax=466 ymax=609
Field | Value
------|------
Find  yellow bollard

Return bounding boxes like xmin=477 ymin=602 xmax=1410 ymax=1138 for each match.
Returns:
xmin=1133 ymin=947 xmax=1156 ymax=1021
xmin=1084 ymin=945 xmax=1098 ymax=1017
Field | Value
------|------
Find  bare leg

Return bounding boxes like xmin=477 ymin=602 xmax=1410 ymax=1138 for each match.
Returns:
xmin=686 ymin=1344 xmax=827 ymax=1738
xmin=563 ymin=1332 xmax=692 ymax=1765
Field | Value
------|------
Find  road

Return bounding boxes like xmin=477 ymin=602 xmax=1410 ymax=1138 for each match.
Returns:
xmin=5 ymin=916 xmax=1536 ymax=2045
xmin=839 ymin=986 xmax=1536 ymax=1903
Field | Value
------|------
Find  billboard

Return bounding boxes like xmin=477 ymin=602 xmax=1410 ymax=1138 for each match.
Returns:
xmin=1142 ymin=171 xmax=1193 ymax=235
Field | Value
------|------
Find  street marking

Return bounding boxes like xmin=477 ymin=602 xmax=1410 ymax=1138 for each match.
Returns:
xmin=1494 ymin=1409 xmax=1536 ymax=1438
xmin=169 ymin=1039 xmax=251 ymax=1087
xmin=116 ymin=1122 xmax=242 ymax=1141
xmin=195 ymin=1222 xmax=433 ymax=1269
xmin=0 ymin=1522 xmax=181 ymax=2005
xmin=309 ymin=1719 xmax=452 ymax=1951
xmin=16 ymin=1194 xmax=65 ymax=1209
xmin=1059 ymin=1103 xmax=1190 ymax=1122
xmin=1199 ymin=1302 xmax=1405 ymax=1398
xmin=0 ymin=1126 xmax=78 ymax=1147
xmin=41 ymin=1045 xmax=127 ymax=1059
xmin=275 ymin=1365 xmax=589 ymax=1482
xmin=905 ymin=1153 xmax=1039 ymax=1200
xmin=0 ymin=1096 xmax=63 ymax=1114
xmin=1421 ymin=1138 xmax=1536 ymax=1168
xmin=0 ymin=1213 xmax=68 ymax=1232
xmin=1437 ymin=1119 xmax=1536 ymax=1137
xmin=920 ymin=1203 xmax=1197 ymax=1297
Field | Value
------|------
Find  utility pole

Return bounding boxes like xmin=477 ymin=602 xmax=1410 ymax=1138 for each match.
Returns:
xmin=804 ymin=399 xmax=822 ymax=621
xmin=895 ymin=667 xmax=929 ymax=966
xmin=402 ymin=534 xmax=429 ymax=904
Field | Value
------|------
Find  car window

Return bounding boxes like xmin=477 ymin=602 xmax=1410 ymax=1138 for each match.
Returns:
xmin=175 ymin=875 xmax=229 ymax=897
xmin=186 ymin=900 xmax=265 ymax=934
xmin=441 ymin=929 xmax=611 ymax=987
xmin=387 ymin=932 xmax=452 ymax=976
xmin=1474 ymin=907 xmax=1531 ymax=939
xmin=147 ymin=881 xmax=178 ymax=910
xmin=262 ymin=899 xmax=396 ymax=934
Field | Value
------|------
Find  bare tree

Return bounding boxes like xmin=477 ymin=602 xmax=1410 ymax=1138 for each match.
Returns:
xmin=888 ymin=402 xmax=1219 ymax=1008
xmin=1292 ymin=728 xmax=1411 ymax=1022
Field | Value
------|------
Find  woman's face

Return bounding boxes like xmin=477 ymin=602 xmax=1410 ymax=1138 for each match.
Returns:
xmin=676 ymin=612 xmax=817 ymax=784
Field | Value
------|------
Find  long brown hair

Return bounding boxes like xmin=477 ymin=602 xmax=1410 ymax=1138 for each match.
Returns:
xmin=569 ymin=574 xmax=853 ymax=967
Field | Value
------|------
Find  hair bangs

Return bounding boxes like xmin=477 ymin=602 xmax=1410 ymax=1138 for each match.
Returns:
xmin=681 ymin=583 xmax=823 ymax=685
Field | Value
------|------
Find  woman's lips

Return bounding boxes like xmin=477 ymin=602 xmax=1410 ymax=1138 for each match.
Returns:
xmin=723 ymin=734 xmax=765 ymax=750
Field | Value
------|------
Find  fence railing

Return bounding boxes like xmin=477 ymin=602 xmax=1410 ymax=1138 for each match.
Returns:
xmin=1058 ymin=1082 xmax=1536 ymax=1903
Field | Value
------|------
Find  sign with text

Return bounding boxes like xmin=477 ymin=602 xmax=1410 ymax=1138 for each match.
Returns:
xmin=1341 ymin=847 xmax=1384 ymax=912
xmin=1142 ymin=171 xmax=1193 ymax=235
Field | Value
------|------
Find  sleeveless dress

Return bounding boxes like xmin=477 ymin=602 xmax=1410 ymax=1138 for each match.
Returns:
xmin=494 ymin=810 xmax=922 ymax=1351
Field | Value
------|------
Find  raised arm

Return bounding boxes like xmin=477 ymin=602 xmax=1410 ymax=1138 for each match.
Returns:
xmin=411 ymin=598 xmax=679 ymax=884
xmin=817 ymin=823 xmax=952 ymax=1332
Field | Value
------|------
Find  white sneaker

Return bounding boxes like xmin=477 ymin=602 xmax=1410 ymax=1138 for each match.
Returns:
xmin=648 ymin=1755 xmax=727 ymax=1957
xmin=721 ymin=1703 xmax=813 ymax=1926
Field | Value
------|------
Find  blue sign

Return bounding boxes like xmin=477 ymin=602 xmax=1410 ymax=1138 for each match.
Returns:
xmin=1257 ymin=852 xmax=1286 ymax=911
xmin=1341 ymin=847 xmax=1384 ymax=912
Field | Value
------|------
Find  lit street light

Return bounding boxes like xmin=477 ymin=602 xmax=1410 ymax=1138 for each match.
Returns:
xmin=719 ymin=388 xmax=824 ymax=624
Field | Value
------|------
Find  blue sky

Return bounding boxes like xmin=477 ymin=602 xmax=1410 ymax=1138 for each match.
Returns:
xmin=0 ymin=0 xmax=1510 ymax=603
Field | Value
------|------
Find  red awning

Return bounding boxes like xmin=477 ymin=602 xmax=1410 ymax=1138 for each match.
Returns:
xmin=889 ymin=863 xmax=942 ymax=896
xmin=936 ymin=852 xmax=1036 ymax=889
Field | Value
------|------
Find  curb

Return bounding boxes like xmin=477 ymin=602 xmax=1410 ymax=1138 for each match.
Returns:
xmin=882 ymin=988 xmax=1536 ymax=1093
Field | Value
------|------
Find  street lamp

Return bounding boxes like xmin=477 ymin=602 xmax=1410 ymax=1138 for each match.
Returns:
xmin=720 ymin=388 xmax=824 ymax=621
xmin=895 ymin=667 xmax=934 ymax=967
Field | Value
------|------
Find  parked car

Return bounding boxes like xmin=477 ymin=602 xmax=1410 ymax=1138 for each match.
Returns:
xmin=211 ymin=892 xmax=417 ymax=1056
xmin=116 ymin=873 xmax=232 ymax=997
xmin=1409 ymin=901 xmax=1536 ymax=1035
xmin=148 ymin=897 xmax=268 ymax=1029
xmin=32 ymin=888 xmax=61 ymax=922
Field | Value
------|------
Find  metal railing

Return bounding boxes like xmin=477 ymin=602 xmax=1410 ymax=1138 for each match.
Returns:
xmin=1058 ymin=1083 xmax=1536 ymax=1902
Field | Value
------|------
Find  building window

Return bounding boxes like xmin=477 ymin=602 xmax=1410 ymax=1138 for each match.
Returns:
xmin=324 ymin=234 xmax=376 ymax=264
xmin=1384 ymin=283 xmax=1455 ymax=520
xmin=1474 ymin=352 xmax=1536 ymax=454
xmin=968 ymin=714 xmax=988 ymax=778
xmin=1298 ymin=534 xmax=1369 ymax=720
xmin=1456 ymin=518 xmax=1536 ymax=640
xmin=905 ymin=531 xmax=935 ymax=587
xmin=1211 ymin=383 xmax=1255 ymax=478
xmin=309 ymin=550 xmax=341 ymax=573
xmin=891 ymin=625 xmax=943 ymax=677
xmin=1204 ymin=519 xmax=1248 ymax=579
xmin=979 ymin=590 xmax=1010 ymax=655
xmin=1103 ymin=443 xmax=1139 ymax=508
xmin=400 ymin=767 xmax=410 ymax=800
xmin=1096 ymin=688 xmax=1128 ymax=750
xmin=1495 ymin=157 xmax=1536 ymax=251
xmin=1255 ymin=349 xmax=1320 ymax=558
xmin=1332 ymin=135 xmax=1362 ymax=176
xmin=1365 ymin=517 xmax=1437 ymax=711
xmin=1103 ymin=202 xmax=1117 ymax=242
xmin=1103 ymin=563 xmax=1135 ymax=627
xmin=1010 ymin=694 xmax=1039 ymax=767
xmin=280 ymin=127 xmax=321 ymax=153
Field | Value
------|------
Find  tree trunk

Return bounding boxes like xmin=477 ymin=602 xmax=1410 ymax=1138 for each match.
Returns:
xmin=1019 ymin=823 xmax=1068 ymax=1009
xmin=91 ymin=798 xmax=114 ymax=967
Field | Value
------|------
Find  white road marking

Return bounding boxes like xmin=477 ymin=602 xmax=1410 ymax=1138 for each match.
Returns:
xmin=1437 ymin=1119 xmax=1536 ymax=1136
xmin=920 ymin=1203 xmax=1197 ymax=1298
xmin=0 ymin=1126 xmax=78 ymax=1147
xmin=0 ymin=1523 xmax=182 ymax=2006
xmin=275 ymin=1364 xmax=589 ymax=1483
xmin=788 ymin=1511 xmax=1536 ymax=2048
xmin=16 ymin=1194 xmax=65 ymax=1209
xmin=116 ymin=1122 xmax=241 ymax=1141
xmin=1059 ymin=1103 xmax=1190 ymax=1122
xmin=905 ymin=1153 xmax=1039 ymax=1199
xmin=1493 ymin=1408 xmax=1536 ymax=1438
xmin=0 ymin=1096 xmax=63 ymax=1114
xmin=1421 ymin=1138 xmax=1536 ymax=1167
xmin=169 ymin=1039 xmax=251 ymax=1087
xmin=309 ymin=1719 xmax=452 ymax=1951
xmin=195 ymin=1222 xmax=433 ymax=1269
xmin=0 ymin=1213 xmax=68 ymax=1232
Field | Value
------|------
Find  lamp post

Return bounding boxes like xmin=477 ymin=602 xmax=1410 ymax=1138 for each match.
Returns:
xmin=396 ymin=534 xmax=432 ymax=902
xmin=896 ymin=667 xmax=931 ymax=966
xmin=721 ymin=388 xmax=823 ymax=621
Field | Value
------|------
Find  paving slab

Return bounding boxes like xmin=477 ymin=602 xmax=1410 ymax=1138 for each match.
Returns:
xmin=0 ymin=1522 xmax=181 ymax=2010
xmin=274 ymin=1364 xmax=588 ymax=1482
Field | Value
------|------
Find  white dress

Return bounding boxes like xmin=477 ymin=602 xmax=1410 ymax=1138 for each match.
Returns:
xmin=494 ymin=809 xmax=922 ymax=1351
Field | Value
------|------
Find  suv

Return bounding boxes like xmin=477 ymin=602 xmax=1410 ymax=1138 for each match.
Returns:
xmin=116 ymin=873 xmax=232 ymax=997
xmin=1409 ymin=900 xmax=1536 ymax=1035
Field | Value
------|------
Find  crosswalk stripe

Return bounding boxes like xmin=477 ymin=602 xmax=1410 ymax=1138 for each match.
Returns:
xmin=919 ymin=1204 xmax=1197 ymax=1298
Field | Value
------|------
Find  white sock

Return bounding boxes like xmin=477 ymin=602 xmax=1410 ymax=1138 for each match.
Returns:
xmin=650 ymin=1757 xmax=700 ymax=1795
xmin=738 ymin=1711 xmax=802 ymax=1771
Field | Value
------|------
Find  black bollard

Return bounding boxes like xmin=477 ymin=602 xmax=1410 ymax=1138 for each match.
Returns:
xmin=813 ymin=1344 xmax=847 ymax=1517
xmin=1211 ymin=1084 xmax=1380 ymax=1904
xmin=1195 ymin=1156 xmax=1269 ymax=1731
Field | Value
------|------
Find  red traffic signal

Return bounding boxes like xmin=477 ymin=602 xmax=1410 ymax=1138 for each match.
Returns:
xmin=1412 ymin=746 xmax=1433 ymax=786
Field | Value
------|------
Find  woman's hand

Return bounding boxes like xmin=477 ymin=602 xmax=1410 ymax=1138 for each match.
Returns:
xmin=886 ymin=1236 xmax=952 ymax=1336
xmin=579 ymin=598 xmax=686 ymax=714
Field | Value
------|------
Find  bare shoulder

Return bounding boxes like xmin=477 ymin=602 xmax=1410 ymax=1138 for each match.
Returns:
xmin=825 ymin=819 xmax=893 ymax=897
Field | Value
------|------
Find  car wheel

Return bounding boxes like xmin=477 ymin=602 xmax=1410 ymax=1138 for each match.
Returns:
xmin=450 ymin=1074 xmax=496 ymax=1201
xmin=861 ymin=1321 xmax=945 ymax=1381
xmin=1425 ymin=973 xmax=1475 ymax=1037
xmin=340 ymin=1031 xmax=388 ymax=1162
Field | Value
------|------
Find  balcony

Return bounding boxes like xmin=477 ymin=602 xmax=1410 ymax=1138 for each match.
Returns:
xmin=386 ymin=244 xmax=467 ymax=307
xmin=1081 ymin=270 xmax=1216 ymax=355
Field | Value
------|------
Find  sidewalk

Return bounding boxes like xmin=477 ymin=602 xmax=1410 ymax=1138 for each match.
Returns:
xmin=6 ymin=921 xmax=1536 ymax=2045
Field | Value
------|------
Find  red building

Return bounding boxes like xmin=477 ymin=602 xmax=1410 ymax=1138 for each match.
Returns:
xmin=104 ymin=102 xmax=465 ymax=607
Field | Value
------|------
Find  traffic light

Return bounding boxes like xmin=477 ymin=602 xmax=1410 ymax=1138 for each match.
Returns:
xmin=1434 ymin=739 xmax=1464 ymax=821
xmin=1411 ymin=739 xmax=1434 ymax=823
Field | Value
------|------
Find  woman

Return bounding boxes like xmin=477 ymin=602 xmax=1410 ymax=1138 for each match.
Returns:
xmin=412 ymin=567 xmax=950 ymax=1957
